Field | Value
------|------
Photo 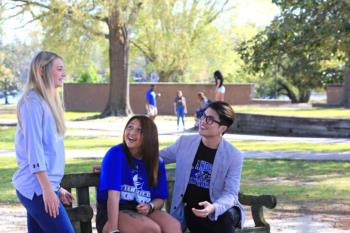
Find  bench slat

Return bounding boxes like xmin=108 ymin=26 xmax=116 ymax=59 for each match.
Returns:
xmin=61 ymin=173 xmax=99 ymax=189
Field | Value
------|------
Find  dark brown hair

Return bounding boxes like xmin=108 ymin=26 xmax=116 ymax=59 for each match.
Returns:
xmin=214 ymin=70 xmax=224 ymax=87
xmin=207 ymin=101 xmax=235 ymax=134
xmin=197 ymin=92 xmax=206 ymax=100
xmin=123 ymin=115 xmax=159 ymax=187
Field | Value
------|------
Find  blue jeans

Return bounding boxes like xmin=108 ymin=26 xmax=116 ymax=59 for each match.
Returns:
xmin=16 ymin=190 xmax=75 ymax=233
xmin=176 ymin=107 xmax=185 ymax=127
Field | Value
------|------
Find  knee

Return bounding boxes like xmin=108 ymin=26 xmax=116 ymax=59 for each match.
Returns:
xmin=142 ymin=223 xmax=162 ymax=233
xmin=164 ymin=220 xmax=182 ymax=233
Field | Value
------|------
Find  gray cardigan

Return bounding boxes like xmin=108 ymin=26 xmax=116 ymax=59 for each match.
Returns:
xmin=160 ymin=134 xmax=245 ymax=231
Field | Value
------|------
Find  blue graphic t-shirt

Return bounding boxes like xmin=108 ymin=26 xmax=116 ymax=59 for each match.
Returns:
xmin=183 ymin=140 xmax=216 ymax=208
xmin=97 ymin=144 xmax=168 ymax=205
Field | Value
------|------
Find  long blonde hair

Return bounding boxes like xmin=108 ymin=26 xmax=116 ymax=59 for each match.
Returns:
xmin=17 ymin=51 xmax=66 ymax=135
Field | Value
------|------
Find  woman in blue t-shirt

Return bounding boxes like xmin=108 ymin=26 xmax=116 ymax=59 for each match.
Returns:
xmin=97 ymin=115 xmax=181 ymax=233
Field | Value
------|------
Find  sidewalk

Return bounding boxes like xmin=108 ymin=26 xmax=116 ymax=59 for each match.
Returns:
xmin=1 ymin=204 xmax=349 ymax=233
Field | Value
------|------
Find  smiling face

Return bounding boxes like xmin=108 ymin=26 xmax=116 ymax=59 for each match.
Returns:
xmin=199 ymin=107 xmax=226 ymax=139
xmin=51 ymin=58 xmax=66 ymax=88
xmin=124 ymin=119 xmax=144 ymax=157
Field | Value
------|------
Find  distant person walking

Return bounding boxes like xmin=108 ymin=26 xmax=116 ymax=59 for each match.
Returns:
xmin=174 ymin=90 xmax=187 ymax=130
xmin=145 ymin=84 xmax=161 ymax=120
xmin=195 ymin=92 xmax=210 ymax=127
xmin=197 ymin=92 xmax=210 ymax=111
xmin=214 ymin=70 xmax=225 ymax=101
xmin=12 ymin=51 xmax=75 ymax=233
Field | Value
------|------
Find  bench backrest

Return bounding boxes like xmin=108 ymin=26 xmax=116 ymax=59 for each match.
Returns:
xmin=61 ymin=169 xmax=276 ymax=233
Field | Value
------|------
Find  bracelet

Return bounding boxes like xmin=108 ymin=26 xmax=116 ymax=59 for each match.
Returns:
xmin=148 ymin=202 xmax=155 ymax=214
xmin=110 ymin=230 xmax=120 ymax=233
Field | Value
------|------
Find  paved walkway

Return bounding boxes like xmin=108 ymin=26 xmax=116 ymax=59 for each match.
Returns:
xmin=1 ymin=204 xmax=349 ymax=233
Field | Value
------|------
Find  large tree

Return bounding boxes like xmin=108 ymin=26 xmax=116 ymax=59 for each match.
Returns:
xmin=131 ymin=0 xmax=230 ymax=82
xmin=0 ymin=51 xmax=16 ymax=104
xmin=239 ymin=0 xmax=350 ymax=104
xmin=3 ymin=0 xmax=143 ymax=116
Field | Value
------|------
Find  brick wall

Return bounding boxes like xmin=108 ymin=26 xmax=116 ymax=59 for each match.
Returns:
xmin=326 ymin=84 xmax=344 ymax=106
xmin=63 ymin=83 xmax=254 ymax=114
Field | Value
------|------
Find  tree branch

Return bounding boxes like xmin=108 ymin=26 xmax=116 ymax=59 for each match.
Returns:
xmin=131 ymin=40 xmax=155 ymax=62
xmin=10 ymin=0 xmax=50 ymax=9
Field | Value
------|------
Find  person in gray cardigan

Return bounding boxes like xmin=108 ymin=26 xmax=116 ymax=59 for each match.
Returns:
xmin=160 ymin=101 xmax=244 ymax=233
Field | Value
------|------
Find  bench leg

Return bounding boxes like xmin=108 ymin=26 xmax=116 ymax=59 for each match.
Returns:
xmin=80 ymin=221 xmax=92 ymax=233
xmin=251 ymin=205 xmax=270 ymax=233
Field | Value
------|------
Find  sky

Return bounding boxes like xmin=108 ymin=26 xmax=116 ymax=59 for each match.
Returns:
xmin=1 ymin=0 xmax=280 ymax=45
xmin=233 ymin=0 xmax=280 ymax=26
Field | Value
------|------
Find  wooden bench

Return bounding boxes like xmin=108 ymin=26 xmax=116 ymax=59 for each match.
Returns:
xmin=61 ymin=169 xmax=277 ymax=233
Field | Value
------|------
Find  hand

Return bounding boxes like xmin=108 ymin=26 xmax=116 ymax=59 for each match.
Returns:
xmin=102 ymin=220 xmax=119 ymax=233
xmin=42 ymin=190 xmax=60 ymax=218
xmin=192 ymin=201 xmax=215 ymax=218
xmin=136 ymin=203 xmax=151 ymax=215
xmin=92 ymin=165 xmax=101 ymax=173
xmin=59 ymin=187 xmax=74 ymax=205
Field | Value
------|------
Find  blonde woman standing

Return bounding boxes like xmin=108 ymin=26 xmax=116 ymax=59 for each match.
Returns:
xmin=12 ymin=51 xmax=74 ymax=233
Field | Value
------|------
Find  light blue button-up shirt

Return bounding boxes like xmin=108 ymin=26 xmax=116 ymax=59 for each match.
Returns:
xmin=12 ymin=90 xmax=65 ymax=200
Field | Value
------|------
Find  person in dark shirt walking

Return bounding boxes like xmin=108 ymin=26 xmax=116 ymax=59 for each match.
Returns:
xmin=174 ymin=90 xmax=187 ymax=130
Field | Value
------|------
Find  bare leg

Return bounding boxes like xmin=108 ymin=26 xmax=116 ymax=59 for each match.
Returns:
xmin=118 ymin=210 xmax=161 ymax=233
xmin=215 ymin=92 xmax=225 ymax=101
xmin=220 ymin=93 xmax=225 ymax=101
xmin=148 ymin=210 xmax=182 ymax=233
xmin=215 ymin=92 xmax=220 ymax=101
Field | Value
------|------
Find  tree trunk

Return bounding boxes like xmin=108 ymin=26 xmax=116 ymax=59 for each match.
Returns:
xmin=342 ymin=53 xmax=350 ymax=108
xmin=3 ymin=79 xmax=9 ymax=105
xmin=299 ymin=89 xmax=311 ymax=103
xmin=158 ymin=70 xmax=173 ymax=82
xmin=101 ymin=10 xmax=133 ymax=117
xmin=277 ymin=79 xmax=298 ymax=103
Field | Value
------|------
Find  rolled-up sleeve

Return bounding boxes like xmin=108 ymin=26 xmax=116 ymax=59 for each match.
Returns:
xmin=19 ymin=98 xmax=47 ymax=174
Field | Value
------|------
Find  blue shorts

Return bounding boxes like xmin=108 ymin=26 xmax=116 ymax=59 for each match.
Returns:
xmin=16 ymin=190 xmax=75 ymax=233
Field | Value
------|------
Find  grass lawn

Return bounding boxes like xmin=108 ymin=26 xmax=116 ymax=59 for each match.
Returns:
xmin=1 ymin=104 xmax=350 ymax=119
xmin=1 ymin=156 xmax=350 ymax=215
xmin=0 ymin=105 xmax=99 ymax=120
xmin=2 ymin=126 xmax=350 ymax=151
xmin=0 ymin=156 xmax=100 ymax=203
xmin=2 ymin=105 xmax=349 ymax=214
xmin=235 ymin=105 xmax=350 ymax=119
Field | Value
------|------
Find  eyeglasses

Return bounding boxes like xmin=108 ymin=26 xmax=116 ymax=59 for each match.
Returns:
xmin=200 ymin=113 xmax=221 ymax=125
